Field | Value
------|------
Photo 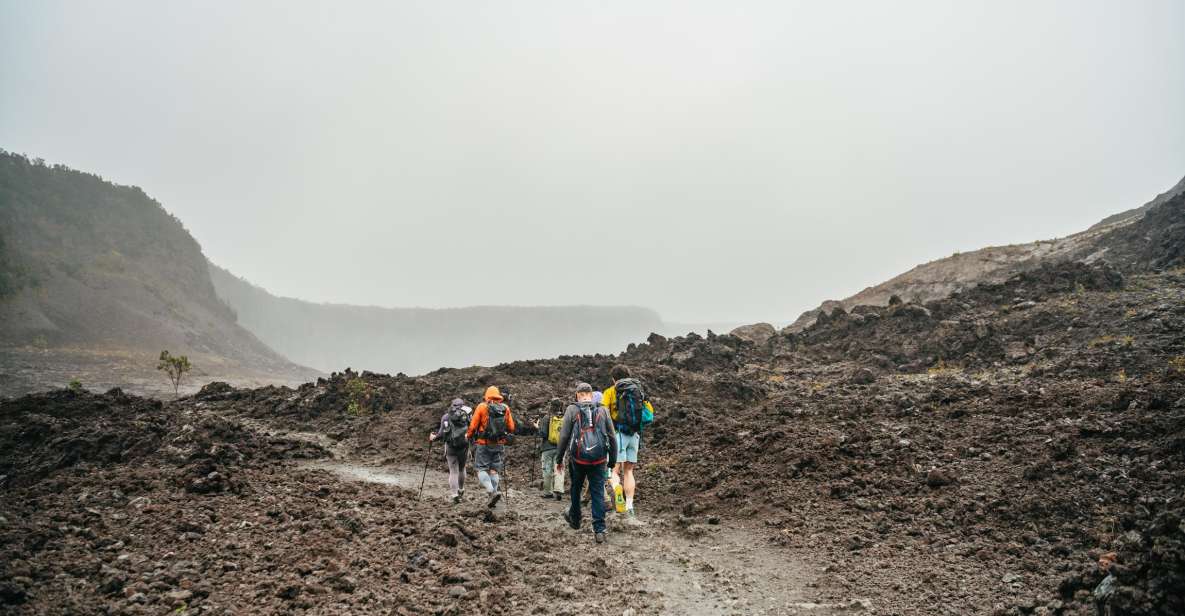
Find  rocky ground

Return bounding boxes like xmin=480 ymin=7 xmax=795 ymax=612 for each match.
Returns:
xmin=2 ymin=197 xmax=1183 ymax=614
xmin=4 ymin=259 xmax=1182 ymax=615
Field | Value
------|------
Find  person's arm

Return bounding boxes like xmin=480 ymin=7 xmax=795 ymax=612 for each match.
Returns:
xmin=553 ymin=407 xmax=575 ymax=467
xmin=506 ymin=407 xmax=516 ymax=434
xmin=466 ymin=405 xmax=484 ymax=440
xmin=603 ymin=386 xmax=616 ymax=421
xmin=430 ymin=414 xmax=446 ymax=441
xmin=603 ymin=412 xmax=618 ymax=469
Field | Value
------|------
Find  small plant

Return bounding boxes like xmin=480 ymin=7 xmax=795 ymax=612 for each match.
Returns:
xmin=1114 ymin=368 xmax=1128 ymax=383
xmin=1124 ymin=308 xmax=1139 ymax=319
xmin=67 ymin=379 xmax=83 ymax=392
xmin=157 ymin=350 xmax=191 ymax=397
xmin=345 ymin=377 xmax=372 ymax=416
xmin=1169 ymin=356 xmax=1185 ymax=375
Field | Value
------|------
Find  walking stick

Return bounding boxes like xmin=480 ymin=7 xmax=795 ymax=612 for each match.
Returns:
xmin=417 ymin=438 xmax=432 ymax=500
xmin=529 ymin=414 xmax=540 ymax=490
xmin=504 ymin=435 xmax=512 ymax=506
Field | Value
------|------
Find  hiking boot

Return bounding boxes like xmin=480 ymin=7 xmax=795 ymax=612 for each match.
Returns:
xmin=458 ymin=488 xmax=464 ymax=500
xmin=487 ymin=492 xmax=502 ymax=509
xmin=563 ymin=510 xmax=580 ymax=530
xmin=451 ymin=493 xmax=461 ymax=505
xmin=595 ymin=532 xmax=606 ymax=544
xmin=552 ymin=491 xmax=563 ymax=501
xmin=540 ymin=492 xmax=553 ymax=500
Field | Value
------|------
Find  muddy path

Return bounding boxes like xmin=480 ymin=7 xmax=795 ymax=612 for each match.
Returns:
xmin=289 ymin=423 xmax=815 ymax=615
xmin=306 ymin=459 xmax=853 ymax=616
xmin=224 ymin=411 xmax=869 ymax=615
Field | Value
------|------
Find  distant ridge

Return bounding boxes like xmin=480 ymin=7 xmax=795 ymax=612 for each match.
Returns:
xmin=780 ymin=174 xmax=1185 ymax=333
xmin=208 ymin=262 xmax=667 ymax=375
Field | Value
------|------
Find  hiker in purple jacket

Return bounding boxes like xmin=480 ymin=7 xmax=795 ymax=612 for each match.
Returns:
xmin=429 ymin=398 xmax=472 ymax=504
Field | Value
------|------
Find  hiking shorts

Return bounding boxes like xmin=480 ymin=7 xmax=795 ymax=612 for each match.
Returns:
xmin=474 ymin=444 xmax=505 ymax=472
xmin=616 ymin=432 xmax=641 ymax=464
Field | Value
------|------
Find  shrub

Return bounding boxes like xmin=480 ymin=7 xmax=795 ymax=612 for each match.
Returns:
xmin=157 ymin=350 xmax=191 ymax=397
xmin=345 ymin=377 xmax=372 ymax=416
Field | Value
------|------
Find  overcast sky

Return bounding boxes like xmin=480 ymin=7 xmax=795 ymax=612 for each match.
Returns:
xmin=2 ymin=1 xmax=1183 ymax=324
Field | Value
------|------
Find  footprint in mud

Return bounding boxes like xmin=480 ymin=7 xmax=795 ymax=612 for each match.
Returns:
xmin=309 ymin=460 xmax=860 ymax=616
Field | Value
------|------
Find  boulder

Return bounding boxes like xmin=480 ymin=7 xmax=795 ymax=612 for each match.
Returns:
xmin=848 ymin=368 xmax=876 ymax=385
xmin=729 ymin=323 xmax=776 ymax=345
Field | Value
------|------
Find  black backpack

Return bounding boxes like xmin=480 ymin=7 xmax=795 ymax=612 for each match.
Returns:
xmin=614 ymin=378 xmax=647 ymax=436
xmin=571 ymin=403 xmax=609 ymax=465
xmin=482 ymin=402 xmax=508 ymax=442
xmin=443 ymin=406 xmax=470 ymax=449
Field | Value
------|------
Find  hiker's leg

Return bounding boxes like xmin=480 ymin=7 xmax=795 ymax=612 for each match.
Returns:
xmin=445 ymin=449 xmax=461 ymax=495
xmin=552 ymin=456 xmax=565 ymax=493
xmin=457 ymin=446 xmax=467 ymax=491
xmin=540 ymin=450 xmax=555 ymax=492
xmin=623 ymin=461 xmax=636 ymax=509
xmin=489 ymin=445 xmax=504 ymax=491
xmin=609 ymin=432 xmax=624 ymax=488
xmin=475 ymin=445 xmax=495 ymax=493
xmin=589 ymin=464 xmax=607 ymax=534
xmin=568 ymin=463 xmax=584 ymax=524
xmin=622 ymin=433 xmax=640 ymax=509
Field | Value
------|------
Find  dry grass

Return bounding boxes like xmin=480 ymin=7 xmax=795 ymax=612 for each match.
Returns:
xmin=928 ymin=359 xmax=963 ymax=376
xmin=1088 ymin=335 xmax=1134 ymax=348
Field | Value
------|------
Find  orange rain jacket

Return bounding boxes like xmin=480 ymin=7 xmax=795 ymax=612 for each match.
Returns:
xmin=466 ymin=386 xmax=516 ymax=445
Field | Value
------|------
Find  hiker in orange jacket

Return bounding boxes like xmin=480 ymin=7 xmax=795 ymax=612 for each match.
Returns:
xmin=466 ymin=386 xmax=516 ymax=508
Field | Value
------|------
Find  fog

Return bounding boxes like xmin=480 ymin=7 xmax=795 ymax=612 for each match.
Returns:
xmin=2 ymin=1 xmax=1183 ymax=324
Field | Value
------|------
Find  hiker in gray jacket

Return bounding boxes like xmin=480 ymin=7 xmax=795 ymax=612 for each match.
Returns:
xmin=429 ymin=398 xmax=471 ymax=504
xmin=553 ymin=382 xmax=618 ymax=544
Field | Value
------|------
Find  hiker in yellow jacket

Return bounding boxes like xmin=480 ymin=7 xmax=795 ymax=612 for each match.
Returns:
xmin=534 ymin=397 xmax=566 ymax=499
xmin=603 ymin=365 xmax=654 ymax=520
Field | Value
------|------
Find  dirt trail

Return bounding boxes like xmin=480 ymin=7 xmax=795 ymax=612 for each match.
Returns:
xmin=308 ymin=458 xmax=855 ymax=616
xmin=233 ymin=413 xmax=867 ymax=615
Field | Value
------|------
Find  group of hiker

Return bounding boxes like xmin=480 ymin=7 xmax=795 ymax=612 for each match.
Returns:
xmin=427 ymin=365 xmax=654 ymax=543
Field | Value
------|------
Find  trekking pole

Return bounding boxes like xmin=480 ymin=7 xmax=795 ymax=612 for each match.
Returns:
xmin=417 ymin=438 xmax=432 ymax=500
xmin=468 ymin=439 xmax=476 ymax=478
xmin=504 ymin=437 xmax=512 ymax=506
xmin=529 ymin=414 xmax=540 ymax=489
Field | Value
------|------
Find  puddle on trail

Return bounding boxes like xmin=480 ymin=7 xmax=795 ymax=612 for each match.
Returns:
xmin=300 ymin=460 xmax=448 ymax=492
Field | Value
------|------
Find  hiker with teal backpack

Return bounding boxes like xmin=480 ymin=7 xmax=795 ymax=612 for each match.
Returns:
xmin=466 ymin=386 xmax=516 ymax=508
xmin=429 ymin=398 xmax=472 ymax=504
xmin=534 ymin=397 xmax=566 ymax=500
xmin=603 ymin=365 xmax=654 ymax=520
xmin=554 ymin=382 xmax=618 ymax=544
